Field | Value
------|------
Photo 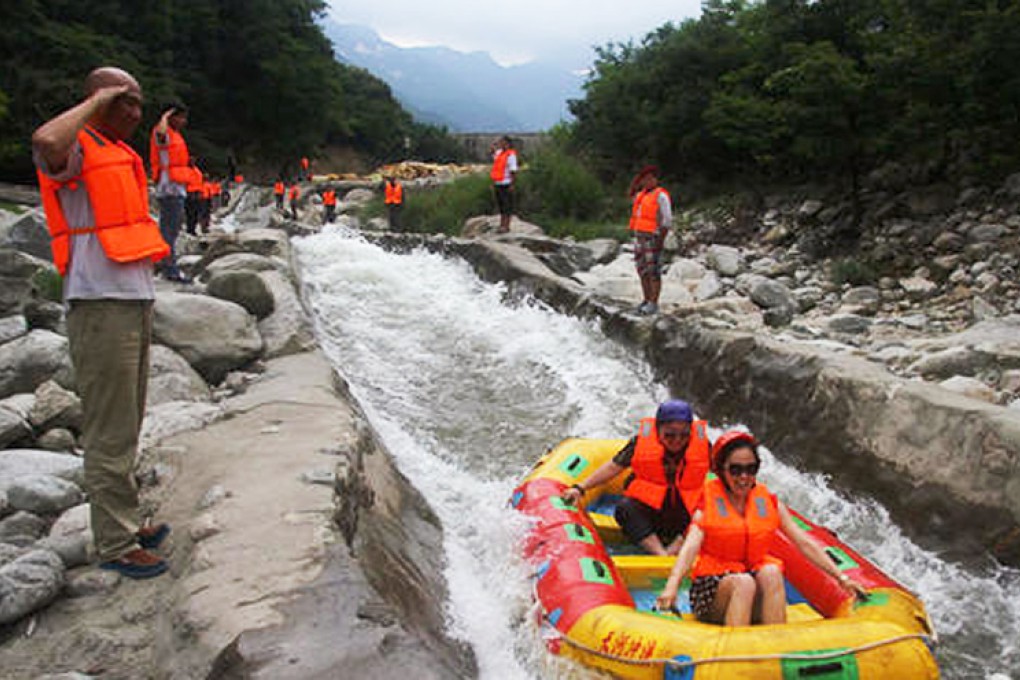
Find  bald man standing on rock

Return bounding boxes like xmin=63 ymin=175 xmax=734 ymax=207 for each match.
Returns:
xmin=33 ymin=66 xmax=172 ymax=579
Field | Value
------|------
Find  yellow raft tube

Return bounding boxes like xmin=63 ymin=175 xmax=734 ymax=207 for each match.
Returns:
xmin=510 ymin=438 xmax=940 ymax=679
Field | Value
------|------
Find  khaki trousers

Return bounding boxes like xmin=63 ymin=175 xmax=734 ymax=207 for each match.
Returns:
xmin=66 ymin=299 xmax=152 ymax=561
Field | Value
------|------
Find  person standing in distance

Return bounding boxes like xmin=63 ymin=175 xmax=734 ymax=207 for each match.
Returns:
xmin=629 ymin=166 xmax=672 ymax=315
xmin=149 ymin=102 xmax=190 ymax=282
xmin=490 ymin=135 xmax=518 ymax=234
xmin=33 ymin=66 xmax=172 ymax=579
xmin=383 ymin=175 xmax=404 ymax=231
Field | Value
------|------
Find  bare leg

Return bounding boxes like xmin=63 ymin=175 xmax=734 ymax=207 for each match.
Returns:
xmin=710 ymin=573 xmax=756 ymax=626
xmin=639 ymin=274 xmax=653 ymax=303
xmin=638 ymin=533 xmax=668 ymax=556
xmin=753 ymin=565 xmax=787 ymax=624
xmin=649 ymin=276 xmax=662 ymax=304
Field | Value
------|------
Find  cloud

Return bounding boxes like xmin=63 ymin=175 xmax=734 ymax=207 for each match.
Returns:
xmin=327 ymin=0 xmax=702 ymax=67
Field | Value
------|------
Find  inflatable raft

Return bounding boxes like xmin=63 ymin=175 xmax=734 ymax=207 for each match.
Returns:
xmin=511 ymin=438 xmax=939 ymax=679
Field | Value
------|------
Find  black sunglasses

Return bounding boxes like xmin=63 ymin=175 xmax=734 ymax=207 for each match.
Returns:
xmin=726 ymin=462 xmax=760 ymax=477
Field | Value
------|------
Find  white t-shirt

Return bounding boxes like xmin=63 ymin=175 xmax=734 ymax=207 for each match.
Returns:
xmin=34 ymin=142 xmax=155 ymax=301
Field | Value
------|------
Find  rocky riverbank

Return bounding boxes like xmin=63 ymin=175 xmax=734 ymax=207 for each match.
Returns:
xmin=0 ymin=183 xmax=474 ymax=679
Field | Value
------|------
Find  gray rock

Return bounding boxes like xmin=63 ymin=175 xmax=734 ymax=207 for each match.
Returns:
xmin=706 ymin=245 xmax=743 ymax=277
xmin=257 ymin=270 xmax=315 ymax=359
xmin=34 ymin=533 xmax=90 ymax=569
xmin=35 ymin=427 xmax=77 ymax=452
xmin=7 ymin=474 xmax=84 ymax=516
xmin=972 ymin=296 xmax=999 ymax=321
xmin=0 ymin=511 xmax=48 ymax=546
xmin=0 ymin=396 xmax=32 ymax=449
xmin=968 ymin=224 xmax=1009 ymax=243
xmin=461 ymin=215 xmax=544 ymax=238
xmin=342 ymin=188 xmax=375 ymax=209
xmin=29 ymin=379 xmax=83 ymax=432
xmin=694 ymin=272 xmax=723 ymax=301
xmin=910 ymin=349 xmax=971 ymax=382
xmin=1 ymin=211 xmax=51 ymax=261
xmin=0 ymin=249 xmax=51 ymax=317
xmin=824 ymin=314 xmax=873 ymax=335
xmin=197 ymin=484 xmax=229 ymax=510
xmin=841 ymin=286 xmax=881 ymax=315
xmin=899 ymin=276 xmax=938 ymax=301
xmin=148 ymin=344 xmax=212 ymax=406
xmin=201 ymin=252 xmax=284 ymax=282
xmin=671 ymin=258 xmax=708 ymax=281
xmin=206 ymin=270 xmax=275 ymax=320
xmin=0 ymin=329 xmax=74 ymax=399
xmin=236 ymin=228 xmax=292 ymax=261
xmin=23 ymin=299 xmax=65 ymax=333
xmin=0 ymin=314 xmax=28 ymax=346
xmin=798 ymin=200 xmax=824 ymax=220
xmin=153 ymin=292 xmax=264 ymax=384
xmin=0 ymin=449 xmax=85 ymax=491
xmin=0 ymin=548 xmax=66 ymax=624
xmin=65 ymin=569 xmax=120 ymax=598
xmin=0 ymin=542 xmax=25 ymax=566
xmin=939 ymin=375 xmax=996 ymax=403
xmin=582 ymin=239 xmax=620 ymax=266
xmin=749 ymin=278 xmax=798 ymax=312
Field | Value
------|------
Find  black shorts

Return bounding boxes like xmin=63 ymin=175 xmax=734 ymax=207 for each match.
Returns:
xmin=494 ymin=184 xmax=514 ymax=216
xmin=614 ymin=494 xmax=690 ymax=547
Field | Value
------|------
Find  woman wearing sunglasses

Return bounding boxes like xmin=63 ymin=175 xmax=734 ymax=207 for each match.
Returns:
xmin=655 ymin=430 xmax=866 ymax=625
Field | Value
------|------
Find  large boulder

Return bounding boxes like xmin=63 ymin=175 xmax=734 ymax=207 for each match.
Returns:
xmin=461 ymin=215 xmax=544 ymax=238
xmin=29 ymin=379 xmax=83 ymax=432
xmin=0 ymin=449 xmax=85 ymax=492
xmin=0 ymin=549 xmax=66 ymax=625
xmin=908 ymin=346 xmax=988 ymax=379
xmin=153 ymin=292 xmax=264 ymax=384
xmin=0 ymin=330 xmax=74 ymax=399
xmin=6 ymin=474 xmax=84 ymax=516
xmin=148 ymin=344 xmax=212 ymax=406
xmin=0 ymin=395 xmax=32 ymax=449
xmin=236 ymin=228 xmax=292 ymax=261
xmin=257 ymin=270 xmax=316 ymax=359
xmin=0 ymin=210 xmax=51 ymax=261
xmin=0 ymin=511 xmax=48 ymax=546
xmin=0 ymin=314 xmax=29 ymax=346
xmin=206 ymin=270 xmax=275 ymax=320
xmin=747 ymin=278 xmax=798 ymax=327
xmin=706 ymin=245 xmax=744 ymax=277
xmin=582 ymin=239 xmax=621 ymax=267
xmin=0 ymin=249 xmax=52 ymax=317
xmin=200 ymin=252 xmax=286 ymax=282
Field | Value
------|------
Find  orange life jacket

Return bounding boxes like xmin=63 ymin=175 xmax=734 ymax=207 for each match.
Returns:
xmin=300 ymin=157 xmax=309 ymax=169
xmin=289 ymin=185 xmax=300 ymax=201
xmin=234 ymin=174 xmax=244 ymax=183
xmin=273 ymin=181 xmax=285 ymax=195
xmin=691 ymin=477 xmax=783 ymax=578
xmin=185 ymin=167 xmax=204 ymax=193
xmin=624 ymin=418 xmax=711 ymax=512
xmin=148 ymin=126 xmax=191 ymax=184
xmin=201 ymin=182 xmax=213 ymax=200
xmin=322 ymin=190 xmax=337 ymax=206
xmin=37 ymin=126 xmax=169 ymax=276
xmin=629 ymin=187 xmax=668 ymax=234
xmin=384 ymin=181 xmax=403 ymax=205
xmin=211 ymin=182 xmax=222 ymax=196
xmin=490 ymin=149 xmax=516 ymax=183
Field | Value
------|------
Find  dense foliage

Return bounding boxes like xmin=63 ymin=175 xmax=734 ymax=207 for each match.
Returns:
xmin=570 ymin=0 xmax=1020 ymax=192
xmin=0 ymin=0 xmax=460 ymax=181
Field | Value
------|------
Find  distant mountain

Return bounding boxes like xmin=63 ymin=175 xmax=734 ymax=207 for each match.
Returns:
xmin=324 ymin=22 xmax=583 ymax=133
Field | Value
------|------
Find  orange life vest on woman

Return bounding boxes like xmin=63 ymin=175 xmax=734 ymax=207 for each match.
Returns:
xmin=623 ymin=417 xmax=711 ymax=512
xmin=274 ymin=181 xmax=285 ymax=196
xmin=322 ymin=190 xmax=337 ymax=206
xmin=37 ymin=126 xmax=169 ymax=276
xmin=629 ymin=187 xmax=668 ymax=234
xmin=148 ymin=126 xmax=191 ymax=184
xmin=384 ymin=182 xmax=403 ymax=205
xmin=490 ymin=149 xmax=517 ymax=183
xmin=691 ymin=477 xmax=783 ymax=578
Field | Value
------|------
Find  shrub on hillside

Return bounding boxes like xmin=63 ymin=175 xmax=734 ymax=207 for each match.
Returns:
xmin=399 ymin=173 xmax=493 ymax=235
xmin=518 ymin=147 xmax=606 ymax=222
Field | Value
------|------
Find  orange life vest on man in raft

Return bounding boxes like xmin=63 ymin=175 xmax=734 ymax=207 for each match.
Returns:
xmin=384 ymin=181 xmax=403 ymax=205
xmin=37 ymin=126 xmax=169 ymax=276
xmin=490 ymin=148 xmax=517 ymax=183
xmin=624 ymin=417 xmax=711 ymax=513
xmin=691 ymin=476 xmax=783 ymax=579
xmin=148 ymin=125 xmax=191 ymax=184
xmin=629 ymin=186 xmax=668 ymax=234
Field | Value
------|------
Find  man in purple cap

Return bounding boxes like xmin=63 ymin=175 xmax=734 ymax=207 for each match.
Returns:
xmin=562 ymin=399 xmax=711 ymax=555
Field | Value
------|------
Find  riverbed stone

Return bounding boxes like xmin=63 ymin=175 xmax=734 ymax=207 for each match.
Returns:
xmin=257 ymin=270 xmax=316 ymax=359
xmin=0 ymin=450 xmax=84 ymax=491
xmin=0 ymin=397 xmax=32 ymax=449
xmin=29 ymin=380 xmax=83 ymax=432
xmin=0 ymin=548 xmax=65 ymax=625
xmin=201 ymin=252 xmax=284 ymax=282
xmin=206 ymin=270 xmax=275 ymax=320
xmin=939 ymin=375 xmax=996 ymax=403
xmin=66 ymin=570 xmax=120 ymax=598
xmin=235 ymin=228 xmax=292 ymax=261
xmin=0 ymin=249 xmax=50 ymax=317
xmin=153 ymin=292 xmax=264 ymax=384
xmin=694 ymin=271 xmax=723 ymax=301
xmin=706 ymin=245 xmax=743 ymax=276
xmin=0 ymin=330 xmax=74 ymax=399
xmin=582 ymin=238 xmax=620 ymax=266
xmin=148 ymin=344 xmax=212 ymax=406
xmin=0 ymin=511 xmax=48 ymax=546
xmin=0 ymin=314 xmax=28 ymax=346
xmin=6 ymin=474 xmax=84 ymax=516
xmin=823 ymin=314 xmax=873 ymax=335
xmin=909 ymin=346 xmax=987 ymax=379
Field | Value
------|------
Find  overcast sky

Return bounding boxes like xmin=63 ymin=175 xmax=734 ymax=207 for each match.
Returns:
xmin=327 ymin=1 xmax=703 ymax=68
